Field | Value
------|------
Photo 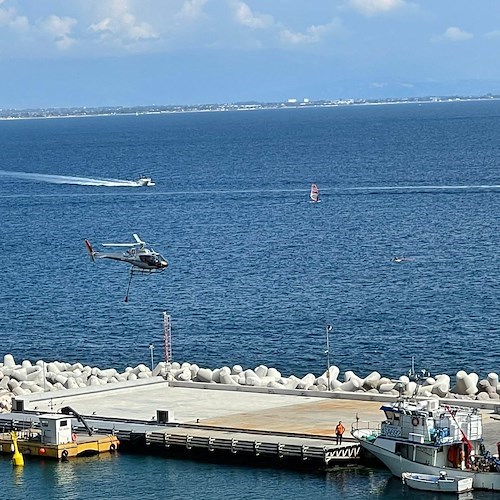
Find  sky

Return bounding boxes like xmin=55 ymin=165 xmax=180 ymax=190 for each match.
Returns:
xmin=0 ymin=0 xmax=499 ymax=108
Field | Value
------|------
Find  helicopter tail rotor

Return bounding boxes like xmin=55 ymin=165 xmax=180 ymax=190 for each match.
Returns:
xmin=84 ymin=239 xmax=96 ymax=262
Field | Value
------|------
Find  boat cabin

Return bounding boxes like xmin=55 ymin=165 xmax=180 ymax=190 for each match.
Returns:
xmin=40 ymin=414 xmax=73 ymax=445
xmin=380 ymin=399 xmax=481 ymax=445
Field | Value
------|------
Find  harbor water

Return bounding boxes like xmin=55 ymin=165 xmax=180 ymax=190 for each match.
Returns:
xmin=1 ymin=101 xmax=500 ymax=498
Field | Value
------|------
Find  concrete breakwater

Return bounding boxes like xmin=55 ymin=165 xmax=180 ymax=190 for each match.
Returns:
xmin=1 ymin=353 xmax=500 ymax=413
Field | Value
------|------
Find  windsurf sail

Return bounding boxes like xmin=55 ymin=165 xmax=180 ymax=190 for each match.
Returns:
xmin=310 ymin=183 xmax=320 ymax=203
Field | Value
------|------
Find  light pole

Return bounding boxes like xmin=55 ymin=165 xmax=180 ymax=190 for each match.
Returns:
xmin=325 ymin=325 xmax=332 ymax=390
xmin=148 ymin=343 xmax=154 ymax=371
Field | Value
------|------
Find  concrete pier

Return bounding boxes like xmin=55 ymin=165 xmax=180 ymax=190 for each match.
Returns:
xmin=4 ymin=379 xmax=500 ymax=468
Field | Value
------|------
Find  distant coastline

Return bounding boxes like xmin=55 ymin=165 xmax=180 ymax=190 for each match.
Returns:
xmin=1 ymin=94 xmax=499 ymax=121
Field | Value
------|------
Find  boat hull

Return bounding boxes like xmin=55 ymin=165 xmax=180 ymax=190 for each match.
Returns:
xmin=354 ymin=433 xmax=500 ymax=491
xmin=402 ymin=472 xmax=473 ymax=493
xmin=136 ymin=177 xmax=155 ymax=187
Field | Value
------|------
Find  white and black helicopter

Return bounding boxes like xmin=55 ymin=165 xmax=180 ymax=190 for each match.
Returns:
xmin=84 ymin=234 xmax=168 ymax=301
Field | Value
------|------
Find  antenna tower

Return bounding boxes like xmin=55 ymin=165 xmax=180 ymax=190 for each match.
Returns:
xmin=163 ymin=311 xmax=172 ymax=363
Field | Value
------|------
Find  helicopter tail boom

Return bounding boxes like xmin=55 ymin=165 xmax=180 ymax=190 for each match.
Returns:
xmin=84 ymin=239 xmax=96 ymax=262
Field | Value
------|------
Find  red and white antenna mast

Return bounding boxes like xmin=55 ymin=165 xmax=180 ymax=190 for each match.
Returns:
xmin=163 ymin=311 xmax=172 ymax=363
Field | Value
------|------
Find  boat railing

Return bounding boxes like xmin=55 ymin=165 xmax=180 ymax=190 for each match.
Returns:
xmin=351 ymin=420 xmax=382 ymax=438
xmin=1 ymin=428 xmax=40 ymax=441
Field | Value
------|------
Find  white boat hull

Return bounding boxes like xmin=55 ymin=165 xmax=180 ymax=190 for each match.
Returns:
xmin=402 ymin=472 xmax=473 ymax=493
xmin=136 ymin=177 xmax=155 ymax=186
xmin=356 ymin=434 xmax=500 ymax=491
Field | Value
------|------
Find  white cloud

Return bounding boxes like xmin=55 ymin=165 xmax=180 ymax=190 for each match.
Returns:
xmin=89 ymin=0 xmax=158 ymax=43
xmin=230 ymin=0 xmax=274 ymax=29
xmin=176 ymin=0 xmax=208 ymax=20
xmin=0 ymin=0 xmax=30 ymax=32
xmin=227 ymin=1 xmax=340 ymax=47
xmin=348 ymin=0 xmax=407 ymax=16
xmin=39 ymin=15 xmax=77 ymax=50
xmin=280 ymin=21 xmax=340 ymax=45
xmin=485 ymin=30 xmax=500 ymax=39
xmin=371 ymin=81 xmax=414 ymax=89
xmin=441 ymin=26 xmax=473 ymax=42
xmin=9 ymin=14 xmax=29 ymax=31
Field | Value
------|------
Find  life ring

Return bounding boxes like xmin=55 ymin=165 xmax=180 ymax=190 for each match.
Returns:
xmin=62 ymin=449 xmax=69 ymax=459
xmin=411 ymin=416 xmax=420 ymax=426
xmin=71 ymin=433 xmax=77 ymax=442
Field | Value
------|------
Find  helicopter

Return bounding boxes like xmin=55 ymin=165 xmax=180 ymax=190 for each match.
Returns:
xmin=84 ymin=234 xmax=168 ymax=301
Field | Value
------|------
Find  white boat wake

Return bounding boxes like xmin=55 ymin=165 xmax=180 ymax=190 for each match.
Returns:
xmin=347 ymin=184 xmax=500 ymax=192
xmin=0 ymin=170 xmax=145 ymax=187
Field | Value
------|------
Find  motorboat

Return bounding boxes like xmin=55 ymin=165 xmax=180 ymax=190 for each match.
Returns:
xmin=391 ymin=256 xmax=413 ymax=263
xmin=402 ymin=471 xmax=473 ymax=493
xmin=352 ymin=398 xmax=500 ymax=491
xmin=136 ymin=176 xmax=155 ymax=187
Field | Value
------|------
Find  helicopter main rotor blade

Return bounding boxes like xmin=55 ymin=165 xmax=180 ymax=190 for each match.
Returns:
xmin=101 ymin=242 xmax=137 ymax=247
xmin=133 ymin=233 xmax=145 ymax=245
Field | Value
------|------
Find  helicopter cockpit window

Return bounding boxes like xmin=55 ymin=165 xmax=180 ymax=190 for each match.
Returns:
xmin=140 ymin=254 xmax=161 ymax=265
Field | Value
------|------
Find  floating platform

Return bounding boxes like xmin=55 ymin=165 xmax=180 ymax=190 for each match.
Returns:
xmin=0 ymin=430 xmax=119 ymax=460
xmin=124 ymin=426 xmax=360 ymax=466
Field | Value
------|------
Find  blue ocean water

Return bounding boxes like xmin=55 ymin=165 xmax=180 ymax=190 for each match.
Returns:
xmin=0 ymin=454 xmax=479 ymax=500
xmin=1 ymin=101 xmax=500 ymax=498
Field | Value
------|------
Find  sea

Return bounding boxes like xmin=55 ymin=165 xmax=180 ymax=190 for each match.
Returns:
xmin=1 ymin=101 xmax=499 ymax=499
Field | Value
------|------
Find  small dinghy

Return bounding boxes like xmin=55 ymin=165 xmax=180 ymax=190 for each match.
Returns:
xmin=402 ymin=471 xmax=473 ymax=493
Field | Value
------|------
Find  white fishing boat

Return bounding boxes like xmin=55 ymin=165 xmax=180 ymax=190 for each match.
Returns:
xmin=310 ymin=183 xmax=320 ymax=203
xmin=136 ymin=176 xmax=155 ymax=187
xmin=352 ymin=398 xmax=500 ymax=491
xmin=402 ymin=471 xmax=473 ymax=493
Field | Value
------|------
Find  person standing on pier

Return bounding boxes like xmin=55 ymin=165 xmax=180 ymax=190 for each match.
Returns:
xmin=335 ymin=421 xmax=345 ymax=445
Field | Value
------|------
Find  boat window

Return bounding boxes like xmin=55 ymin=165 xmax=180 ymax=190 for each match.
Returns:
xmin=395 ymin=442 xmax=412 ymax=460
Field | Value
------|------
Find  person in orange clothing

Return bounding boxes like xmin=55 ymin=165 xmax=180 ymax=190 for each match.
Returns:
xmin=335 ymin=421 xmax=345 ymax=445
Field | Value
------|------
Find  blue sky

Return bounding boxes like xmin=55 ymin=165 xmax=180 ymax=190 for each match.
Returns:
xmin=0 ymin=0 xmax=499 ymax=108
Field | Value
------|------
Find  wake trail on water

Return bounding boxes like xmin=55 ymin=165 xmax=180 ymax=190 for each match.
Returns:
xmin=345 ymin=184 xmax=500 ymax=193
xmin=192 ymin=184 xmax=500 ymax=195
xmin=1 ymin=174 xmax=500 ymax=198
xmin=0 ymin=169 xmax=141 ymax=187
